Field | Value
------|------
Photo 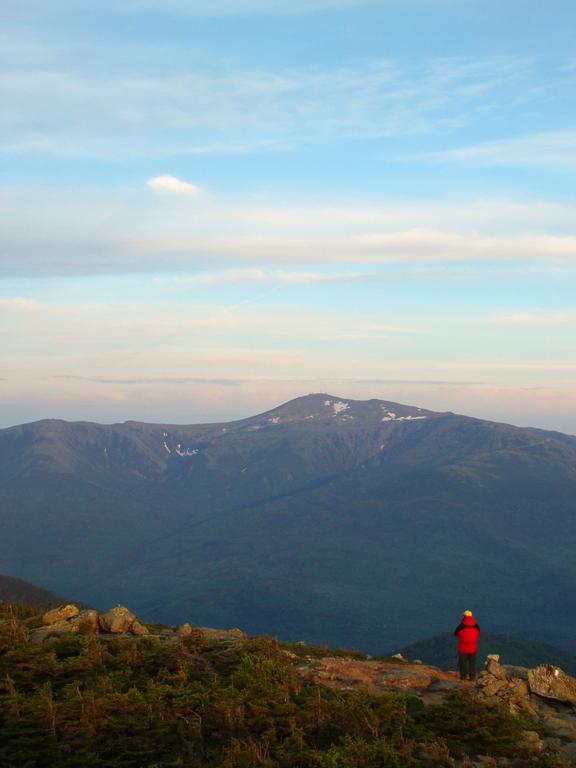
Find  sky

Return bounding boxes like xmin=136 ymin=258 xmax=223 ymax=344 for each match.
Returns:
xmin=1 ymin=0 xmax=576 ymax=432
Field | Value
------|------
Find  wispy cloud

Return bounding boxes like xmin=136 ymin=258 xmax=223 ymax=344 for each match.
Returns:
xmin=1 ymin=56 xmax=537 ymax=158
xmin=490 ymin=310 xmax=576 ymax=326
xmin=444 ymin=360 xmax=576 ymax=371
xmin=161 ymin=269 xmax=373 ymax=286
xmin=0 ymin=296 xmax=426 ymax=347
xmin=52 ymin=375 xmax=248 ymax=385
xmin=3 ymin=229 xmax=575 ymax=276
xmin=425 ymin=131 xmax=576 ymax=169
xmin=3 ymin=187 xmax=576 ymax=277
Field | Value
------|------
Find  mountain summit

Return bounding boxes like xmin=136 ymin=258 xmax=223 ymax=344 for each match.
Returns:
xmin=239 ymin=393 xmax=437 ymax=425
xmin=1 ymin=394 xmax=575 ymax=653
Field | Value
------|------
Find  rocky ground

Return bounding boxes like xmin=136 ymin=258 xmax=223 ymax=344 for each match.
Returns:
xmin=27 ymin=602 xmax=247 ymax=645
xmin=296 ymin=652 xmax=576 ymax=766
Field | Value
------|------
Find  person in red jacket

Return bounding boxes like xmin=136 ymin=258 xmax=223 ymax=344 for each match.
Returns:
xmin=454 ymin=610 xmax=480 ymax=680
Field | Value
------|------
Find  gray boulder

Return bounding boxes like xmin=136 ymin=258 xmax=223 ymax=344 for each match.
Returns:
xmin=476 ymin=656 xmax=537 ymax=717
xmin=528 ymin=664 xmax=576 ymax=705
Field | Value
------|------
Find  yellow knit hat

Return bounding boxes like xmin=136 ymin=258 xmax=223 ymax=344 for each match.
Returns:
xmin=463 ymin=610 xmax=473 ymax=617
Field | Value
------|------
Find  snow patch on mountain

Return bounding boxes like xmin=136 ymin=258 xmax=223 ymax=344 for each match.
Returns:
xmin=324 ymin=399 xmax=350 ymax=415
xmin=175 ymin=444 xmax=200 ymax=457
xmin=381 ymin=406 xmax=427 ymax=423
xmin=399 ymin=415 xmax=427 ymax=421
xmin=162 ymin=434 xmax=200 ymax=456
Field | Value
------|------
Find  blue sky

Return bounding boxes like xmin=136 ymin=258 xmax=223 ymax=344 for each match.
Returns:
xmin=1 ymin=0 xmax=576 ymax=431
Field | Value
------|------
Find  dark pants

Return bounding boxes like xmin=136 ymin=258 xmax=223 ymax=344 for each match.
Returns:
xmin=458 ymin=652 xmax=477 ymax=680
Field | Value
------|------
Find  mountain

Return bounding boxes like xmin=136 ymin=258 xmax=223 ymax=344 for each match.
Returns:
xmin=1 ymin=393 xmax=576 ymax=653
xmin=0 ymin=574 xmax=72 ymax=607
xmin=394 ymin=632 xmax=576 ymax=675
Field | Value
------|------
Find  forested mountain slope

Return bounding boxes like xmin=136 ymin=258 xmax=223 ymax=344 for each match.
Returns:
xmin=1 ymin=394 xmax=575 ymax=653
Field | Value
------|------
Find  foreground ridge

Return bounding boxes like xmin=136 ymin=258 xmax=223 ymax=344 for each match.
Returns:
xmin=1 ymin=600 xmax=576 ymax=766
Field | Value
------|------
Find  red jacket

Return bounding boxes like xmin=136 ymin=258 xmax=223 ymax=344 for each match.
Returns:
xmin=454 ymin=615 xmax=480 ymax=654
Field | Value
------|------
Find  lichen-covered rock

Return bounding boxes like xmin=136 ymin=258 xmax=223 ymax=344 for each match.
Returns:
xmin=477 ymin=658 xmax=538 ymax=717
xmin=477 ymin=677 xmax=509 ymax=697
xmin=71 ymin=609 xmax=100 ymax=634
xmin=528 ymin=664 xmax=576 ymax=705
xmin=131 ymin=619 xmax=149 ymax=636
xmin=42 ymin=604 xmax=79 ymax=625
xmin=178 ymin=623 xmax=193 ymax=636
xmin=485 ymin=655 xmax=507 ymax=680
xmin=506 ymin=679 xmax=537 ymax=717
xmin=31 ymin=619 xmax=80 ymax=641
xmin=99 ymin=605 xmax=148 ymax=635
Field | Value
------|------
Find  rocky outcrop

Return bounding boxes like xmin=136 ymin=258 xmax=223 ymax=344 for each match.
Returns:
xmin=298 ymin=653 xmax=576 ymax=765
xmin=33 ymin=619 xmax=81 ymax=641
xmin=72 ymin=609 xmax=100 ymax=633
xmin=475 ymin=654 xmax=576 ymax=763
xmin=528 ymin=664 xmax=576 ymax=705
xmin=476 ymin=655 xmax=538 ymax=718
xmin=31 ymin=603 xmax=148 ymax=639
xmin=42 ymin=604 xmax=79 ymax=625
xmin=29 ymin=604 xmax=245 ymax=646
xmin=297 ymin=656 xmax=465 ymax=704
xmin=478 ymin=654 xmax=576 ymax=710
xmin=99 ymin=605 xmax=149 ymax=635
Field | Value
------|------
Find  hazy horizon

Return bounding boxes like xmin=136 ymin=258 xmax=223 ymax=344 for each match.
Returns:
xmin=1 ymin=388 xmax=575 ymax=438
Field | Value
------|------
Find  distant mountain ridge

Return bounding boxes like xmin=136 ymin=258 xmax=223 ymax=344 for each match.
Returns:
xmin=0 ymin=574 xmax=71 ymax=608
xmin=1 ymin=393 xmax=576 ymax=653
xmin=394 ymin=632 xmax=576 ymax=676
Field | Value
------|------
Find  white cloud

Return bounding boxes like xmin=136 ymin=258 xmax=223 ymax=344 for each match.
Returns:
xmin=146 ymin=175 xmax=203 ymax=196
xmin=165 ymin=269 xmax=372 ymax=286
xmin=103 ymin=229 xmax=576 ymax=266
xmin=2 ymin=188 xmax=576 ymax=276
xmin=425 ymin=131 xmax=576 ymax=169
